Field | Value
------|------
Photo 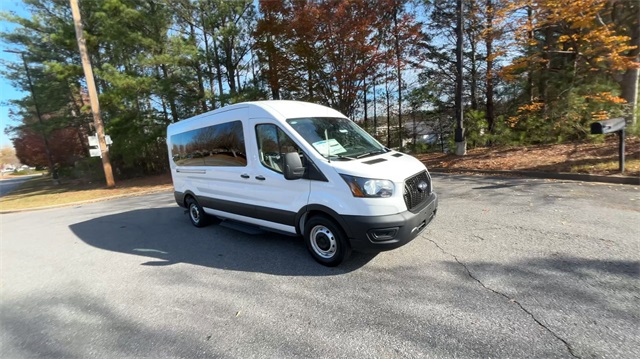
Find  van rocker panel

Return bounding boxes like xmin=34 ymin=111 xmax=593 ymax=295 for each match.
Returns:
xmin=175 ymin=191 xmax=297 ymax=227
xmin=342 ymin=192 xmax=438 ymax=252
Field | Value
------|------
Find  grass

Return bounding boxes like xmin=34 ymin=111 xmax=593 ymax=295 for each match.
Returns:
xmin=0 ymin=173 xmax=172 ymax=211
xmin=570 ymin=159 xmax=640 ymax=174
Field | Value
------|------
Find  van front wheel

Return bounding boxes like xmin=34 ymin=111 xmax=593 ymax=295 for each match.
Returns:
xmin=304 ymin=216 xmax=350 ymax=266
xmin=186 ymin=197 xmax=209 ymax=228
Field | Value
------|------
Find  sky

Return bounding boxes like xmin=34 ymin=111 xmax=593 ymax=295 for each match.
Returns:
xmin=0 ymin=0 xmax=30 ymax=149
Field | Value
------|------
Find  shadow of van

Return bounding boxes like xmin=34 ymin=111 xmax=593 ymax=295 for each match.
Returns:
xmin=68 ymin=207 xmax=376 ymax=276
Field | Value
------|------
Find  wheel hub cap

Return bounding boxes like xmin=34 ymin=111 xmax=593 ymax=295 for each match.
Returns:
xmin=310 ymin=225 xmax=337 ymax=259
xmin=190 ymin=205 xmax=200 ymax=222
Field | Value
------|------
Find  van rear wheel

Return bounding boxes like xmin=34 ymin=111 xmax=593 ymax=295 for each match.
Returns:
xmin=186 ymin=197 xmax=209 ymax=227
xmin=304 ymin=216 xmax=350 ymax=266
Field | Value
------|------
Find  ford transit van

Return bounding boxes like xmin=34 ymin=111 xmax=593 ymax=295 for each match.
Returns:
xmin=167 ymin=100 xmax=437 ymax=266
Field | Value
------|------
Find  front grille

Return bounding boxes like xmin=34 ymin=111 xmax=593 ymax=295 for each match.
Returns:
xmin=403 ymin=170 xmax=431 ymax=212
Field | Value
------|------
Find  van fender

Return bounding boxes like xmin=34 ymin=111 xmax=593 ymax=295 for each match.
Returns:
xmin=295 ymin=204 xmax=354 ymax=239
xmin=175 ymin=190 xmax=197 ymax=208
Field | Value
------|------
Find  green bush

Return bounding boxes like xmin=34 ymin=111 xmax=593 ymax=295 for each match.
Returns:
xmin=57 ymin=157 xmax=104 ymax=181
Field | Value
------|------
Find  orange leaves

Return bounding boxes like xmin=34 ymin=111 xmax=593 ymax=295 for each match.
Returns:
xmin=517 ymin=102 xmax=545 ymax=113
xmin=591 ymin=110 xmax=610 ymax=121
xmin=506 ymin=101 xmax=545 ymax=128
xmin=497 ymin=0 xmax=639 ymax=91
xmin=584 ymin=92 xmax=627 ymax=104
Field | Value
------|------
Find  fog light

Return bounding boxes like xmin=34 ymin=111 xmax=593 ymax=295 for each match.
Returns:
xmin=368 ymin=227 xmax=399 ymax=241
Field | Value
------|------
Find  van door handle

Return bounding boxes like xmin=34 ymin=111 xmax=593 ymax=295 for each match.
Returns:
xmin=176 ymin=168 xmax=206 ymax=174
xmin=240 ymin=174 xmax=250 ymax=179
xmin=255 ymin=175 xmax=266 ymax=181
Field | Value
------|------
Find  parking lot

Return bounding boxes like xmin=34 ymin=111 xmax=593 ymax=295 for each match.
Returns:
xmin=1 ymin=174 xmax=638 ymax=358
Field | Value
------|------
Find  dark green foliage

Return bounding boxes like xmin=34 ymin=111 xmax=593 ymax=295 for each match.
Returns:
xmin=2 ymin=0 xmax=260 ymax=179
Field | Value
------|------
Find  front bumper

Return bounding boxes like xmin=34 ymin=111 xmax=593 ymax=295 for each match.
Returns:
xmin=342 ymin=192 xmax=438 ymax=252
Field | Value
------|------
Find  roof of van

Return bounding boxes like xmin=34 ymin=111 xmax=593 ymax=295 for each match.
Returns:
xmin=166 ymin=101 xmax=347 ymax=135
xmin=249 ymin=100 xmax=346 ymax=119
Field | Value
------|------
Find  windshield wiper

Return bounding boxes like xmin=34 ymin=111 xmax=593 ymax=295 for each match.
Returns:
xmin=355 ymin=150 xmax=385 ymax=159
xmin=334 ymin=154 xmax=356 ymax=160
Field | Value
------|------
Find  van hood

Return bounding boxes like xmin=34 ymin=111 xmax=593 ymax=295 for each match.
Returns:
xmin=325 ymin=151 xmax=427 ymax=182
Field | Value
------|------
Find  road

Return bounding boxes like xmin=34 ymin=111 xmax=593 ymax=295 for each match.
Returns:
xmin=0 ymin=175 xmax=39 ymax=197
xmin=1 ymin=174 xmax=638 ymax=358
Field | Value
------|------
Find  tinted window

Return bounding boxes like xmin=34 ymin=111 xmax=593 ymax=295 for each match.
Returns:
xmin=256 ymin=124 xmax=301 ymax=173
xmin=170 ymin=121 xmax=247 ymax=167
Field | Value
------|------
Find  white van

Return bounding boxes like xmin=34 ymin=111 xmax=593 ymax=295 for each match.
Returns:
xmin=167 ymin=101 xmax=437 ymax=266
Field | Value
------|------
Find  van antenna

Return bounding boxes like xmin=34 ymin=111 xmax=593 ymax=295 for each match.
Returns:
xmin=324 ymin=128 xmax=330 ymax=163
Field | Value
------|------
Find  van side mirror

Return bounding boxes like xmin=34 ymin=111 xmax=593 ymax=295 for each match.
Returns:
xmin=283 ymin=152 xmax=305 ymax=180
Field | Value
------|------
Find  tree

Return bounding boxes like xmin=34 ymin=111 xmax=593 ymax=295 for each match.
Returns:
xmin=500 ymin=0 xmax=639 ymax=141
xmin=609 ymin=0 xmax=639 ymax=125
xmin=255 ymin=0 xmax=397 ymax=117
xmin=386 ymin=0 xmax=424 ymax=149
xmin=0 ymin=146 xmax=19 ymax=168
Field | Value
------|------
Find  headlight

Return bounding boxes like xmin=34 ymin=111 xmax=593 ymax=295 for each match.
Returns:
xmin=340 ymin=174 xmax=394 ymax=198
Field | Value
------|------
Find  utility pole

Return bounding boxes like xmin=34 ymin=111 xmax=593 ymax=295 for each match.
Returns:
xmin=5 ymin=50 xmax=59 ymax=184
xmin=70 ymin=0 xmax=115 ymax=188
xmin=455 ymin=0 xmax=467 ymax=156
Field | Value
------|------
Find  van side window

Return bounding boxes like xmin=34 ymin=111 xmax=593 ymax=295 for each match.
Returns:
xmin=170 ymin=120 xmax=247 ymax=167
xmin=256 ymin=124 xmax=300 ymax=173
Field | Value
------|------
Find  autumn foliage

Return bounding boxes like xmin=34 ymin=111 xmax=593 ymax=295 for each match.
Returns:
xmin=256 ymin=0 xmax=420 ymax=117
xmin=501 ymin=0 xmax=638 ymax=134
xmin=1 ymin=0 xmax=639 ymax=177
xmin=13 ymin=126 xmax=87 ymax=168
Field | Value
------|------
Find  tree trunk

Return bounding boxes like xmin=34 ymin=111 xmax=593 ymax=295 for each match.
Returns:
xmin=155 ymin=65 xmax=170 ymax=124
xmin=267 ymin=35 xmax=280 ymax=100
xmin=200 ymin=3 xmax=217 ymax=110
xmin=413 ymin=112 xmax=417 ymax=145
xmin=223 ymin=35 xmax=237 ymax=98
xmin=485 ymin=0 xmax=495 ymax=134
xmin=363 ymin=76 xmax=368 ymax=130
xmin=212 ymin=37 xmax=225 ymax=106
xmin=539 ymin=25 xmax=553 ymax=115
xmin=69 ymin=87 xmax=90 ymax=155
xmin=621 ymin=69 xmax=639 ymax=126
xmin=620 ymin=3 xmax=639 ymax=125
xmin=190 ymin=23 xmax=208 ymax=113
xmin=161 ymin=64 xmax=179 ymax=123
xmin=373 ymin=75 xmax=377 ymax=135
xmin=470 ymin=40 xmax=478 ymax=111
xmin=385 ymin=67 xmax=391 ymax=148
xmin=236 ymin=68 xmax=242 ymax=94
xmin=455 ymin=0 xmax=466 ymax=155
xmin=527 ymin=6 xmax=534 ymax=103
xmin=307 ymin=59 xmax=314 ymax=100
xmin=468 ymin=0 xmax=478 ymax=111
xmin=393 ymin=6 xmax=403 ymax=150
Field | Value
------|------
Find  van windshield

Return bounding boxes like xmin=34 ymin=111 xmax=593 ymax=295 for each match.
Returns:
xmin=286 ymin=117 xmax=387 ymax=160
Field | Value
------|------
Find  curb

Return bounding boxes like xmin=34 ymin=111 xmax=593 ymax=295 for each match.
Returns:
xmin=429 ymin=168 xmax=640 ymax=185
xmin=0 ymin=187 xmax=172 ymax=214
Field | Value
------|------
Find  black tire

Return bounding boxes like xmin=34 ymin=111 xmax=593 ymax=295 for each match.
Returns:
xmin=186 ymin=197 xmax=209 ymax=228
xmin=304 ymin=216 xmax=351 ymax=266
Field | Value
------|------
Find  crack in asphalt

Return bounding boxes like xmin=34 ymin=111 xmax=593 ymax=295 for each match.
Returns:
xmin=427 ymin=238 xmax=581 ymax=359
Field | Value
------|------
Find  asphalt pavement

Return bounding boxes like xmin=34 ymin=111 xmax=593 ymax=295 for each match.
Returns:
xmin=1 ymin=174 xmax=638 ymax=358
xmin=0 ymin=175 xmax=40 ymax=197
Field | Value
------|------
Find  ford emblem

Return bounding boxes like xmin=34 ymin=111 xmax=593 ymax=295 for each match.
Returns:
xmin=417 ymin=181 xmax=428 ymax=192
